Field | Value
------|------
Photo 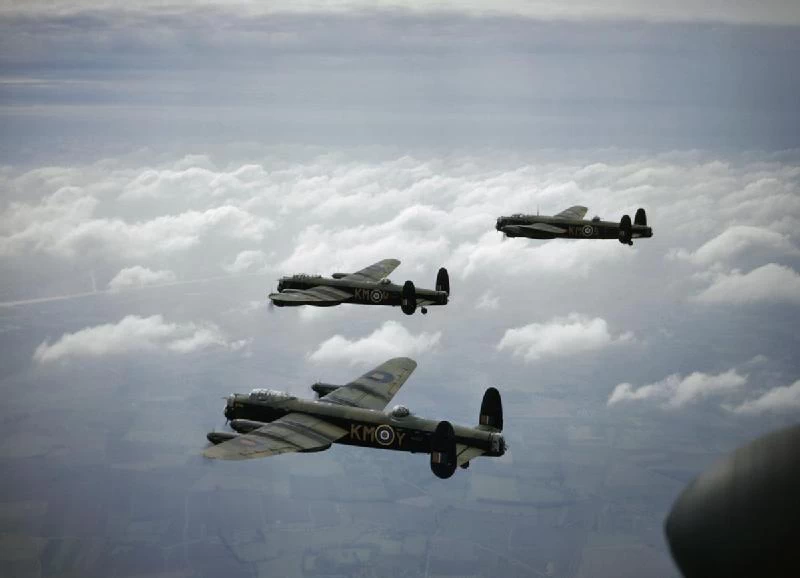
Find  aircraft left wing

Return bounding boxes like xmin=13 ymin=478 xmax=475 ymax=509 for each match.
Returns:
xmin=320 ymin=357 xmax=417 ymax=411
xmin=204 ymin=412 xmax=348 ymax=460
xmin=517 ymin=222 xmax=567 ymax=234
xmin=269 ymin=286 xmax=352 ymax=305
xmin=341 ymin=259 xmax=401 ymax=284
xmin=554 ymin=205 xmax=588 ymax=220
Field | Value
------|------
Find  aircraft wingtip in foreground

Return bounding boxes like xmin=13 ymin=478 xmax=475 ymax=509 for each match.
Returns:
xmin=204 ymin=357 xmax=506 ymax=478
xmin=268 ymin=259 xmax=449 ymax=315
xmin=496 ymin=205 xmax=653 ymax=245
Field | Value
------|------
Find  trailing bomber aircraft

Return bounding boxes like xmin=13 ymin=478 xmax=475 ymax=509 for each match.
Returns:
xmin=205 ymin=357 xmax=506 ymax=479
xmin=268 ymin=258 xmax=449 ymax=315
xmin=495 ymin=205 xmax=653 ymax=245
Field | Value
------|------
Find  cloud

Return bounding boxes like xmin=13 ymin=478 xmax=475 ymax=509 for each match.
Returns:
xmin=475 ymin=290 xmax=499 ymax=311
xmin=33 ymin=315 xmax=248 ymax=363
xmin=729 ymin=380 xmax=800 ymax=415
xmin=107 ymin=266 xmax=176 ymax=292
xmin=2 ymin=0 xmax=799 ymax=25
xmin=308 ymin=321 xmax=440 ymax=366
xmin=451 ymin=233 xmax=628 ymax=278
xmin=693 ymin=263 xmax=800 ymax=305
xmin=607 ymin=369 xmax=748 ymax=408
xmin=0 ymin=195 xmax=273 ymax=260
xmin=223 ymin=250 xmax=268 ymax=274
xmin=496 ymin=314 xmax=633 ymax=362
xmin=674 ymin=226 xmax=798 ymax=266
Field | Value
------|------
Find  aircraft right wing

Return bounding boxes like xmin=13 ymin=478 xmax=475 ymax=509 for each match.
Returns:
xmin=341 ymin=259 xmax=401 ymax=284
xmin=554 ymin=205 xmax=588 ymax=220
xmin=320 ymin=357 xmax=417 ymax=411
xmin=204 ymin=412 xmax=348 ymax=460
xmin=268 ymin=286 xmax=352 ymax=305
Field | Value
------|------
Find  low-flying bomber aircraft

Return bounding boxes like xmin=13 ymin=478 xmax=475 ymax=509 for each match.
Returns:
xmin=495 ymin=205 xmax=653 ymax=245
xmin=205 ymin=358 xmax=506 ymax=479
xmin=268 ymin=258 xmax=449 ymax=315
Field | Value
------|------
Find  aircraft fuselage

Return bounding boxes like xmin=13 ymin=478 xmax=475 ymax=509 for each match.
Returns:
xmin=496 ymin=215 xmax=653 ymax=240
xmin=220 ymin=394 xmax=505 ymax=457
xmin=273 ymin=276 xmax=447 ymax=308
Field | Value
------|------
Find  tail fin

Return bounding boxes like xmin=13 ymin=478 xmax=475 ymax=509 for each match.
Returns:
xmin=634 ymin=208 xmax=647 ymax=227
xmin=479 ymin=387 xmax=503 ymax=432
xmin=435 ymin=267 xmax=450 ymax=296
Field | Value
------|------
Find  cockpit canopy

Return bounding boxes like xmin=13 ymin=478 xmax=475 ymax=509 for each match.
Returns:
xmin=248 ymin=389 xmax=295 ymax=402
xmin=379 ymin=278 xmax=391 ymax=285
xmin=390 ymin=404 xmax=411 ymax=418
xmin=591 ymin=215 xmax=601 ymax=222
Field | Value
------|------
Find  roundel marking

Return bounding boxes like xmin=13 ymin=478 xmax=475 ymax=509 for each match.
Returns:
xmin=366 ymin=370 xmax=394 ymax=384
xmin=370 ymin=289 xmax=383 ymax=303
xmin=375 ymin=425 xmax=395 ymax=446
xmin=582 ymin=225 xmax=594 ymax=237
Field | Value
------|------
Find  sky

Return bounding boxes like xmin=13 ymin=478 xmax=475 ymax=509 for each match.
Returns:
xmin=1 ymin=2 xmax=799 ymax=577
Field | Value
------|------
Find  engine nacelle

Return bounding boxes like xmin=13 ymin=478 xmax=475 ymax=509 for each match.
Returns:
xmin=430 ymin=420 xmax=457 ymax=479
xmin=618 ymin=214 xmax=633 ymax=245
xmin=230 ymin=419 xmax=267 ymax=434
xmin=331 ymin=273 xmax=349 ymax=279
xmin=311 ymin=382 xmax=342 ymax=398
xmin=206 ymin=431 xmax=238 ymax=445
xmin=436 ymin=267 xmax=450 ymax=296
xmin=401 ymin=280 xmax=416 ymax=315
xmin=479 ymin=387 xmax=503 ymax=432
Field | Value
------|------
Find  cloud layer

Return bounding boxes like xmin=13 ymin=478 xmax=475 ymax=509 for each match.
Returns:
xmin=107 ymin=266 xmax=176 ymax=292
xmin=607 ymin=369 xmax=748 ymax=408
xmin=497 ymin=314 xmax=633 ymax=362
xmin=693 ymin=263 xmax=800 ymax=305
xmin=33 ymin=315 xmax=248 ymax=363
xmin=730 ymin=380 xmax=800 ymax=415
xmin=308 ymin=321 xmax=441 ymax=366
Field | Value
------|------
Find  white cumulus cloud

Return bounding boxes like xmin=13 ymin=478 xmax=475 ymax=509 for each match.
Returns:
xmin=496 ymin=313 xmax=633 ymax=362
xmin=693 ymin=263 xmax=800 ymax=305
xmin=475 ymin=290 xmax=500 ymax=311
xmin=107 ymin=266 xmax=176 ymax=292
xmin=308 ymin=321 xmax=441 ymax=366
xmin=675 ymin=225 xmax=798 ymax=266
xmin=1 ymin=193 xmax=272 ymax=259
xmin=729 ymin=380 xmax=800 ymax=415
xmin=33 ymin=315 xmax=248 ymax=363
xmin=223 ymin=249 xmax=268 ymax=274
xmin=607 ymin=369 xmax=748 ymax=408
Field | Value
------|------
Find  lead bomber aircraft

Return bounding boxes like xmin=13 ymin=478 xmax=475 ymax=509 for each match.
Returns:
xmin=205 ymin=357 xmax=506 ymax=479
xmin=268 ymin=259 xmax=449 ymax=315
xmin=495 ymin=205 xmax=653 ymax=245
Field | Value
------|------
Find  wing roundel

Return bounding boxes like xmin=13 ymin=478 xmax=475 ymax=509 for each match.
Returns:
xmin=320 ymin=357 xmax=417 ymax=411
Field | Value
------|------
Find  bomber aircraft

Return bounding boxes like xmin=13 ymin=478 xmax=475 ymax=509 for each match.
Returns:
xmin=495 ymin=205 xmax=653 ymax=245
xmin=205 ymin=357 xmax=506 ymax=479
xmin=268 ymin=259 xmax=449 ymax=315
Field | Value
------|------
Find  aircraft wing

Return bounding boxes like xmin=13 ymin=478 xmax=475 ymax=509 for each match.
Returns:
xmin=518 ymin=222 xmax=567 ymax=234
xmin=320 ymin=357 xmax=417 ymax=411
xmin=268 ymin=286 xmax=352 ymax=305
xmin=204 ymin=412 xmax=348 ymax=460
xmin=456 ymin=443 xmax=485 ymax=466
xmin=341 ymin=259 xmax=401 ymax=284
xmin=554 ymin=205 xmax=588 ymax=220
